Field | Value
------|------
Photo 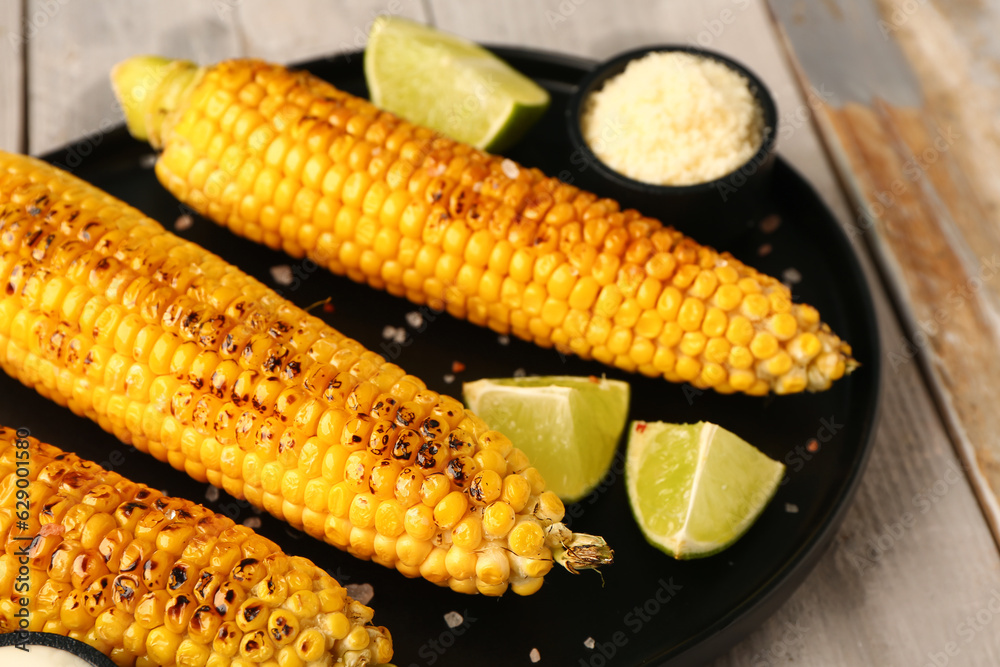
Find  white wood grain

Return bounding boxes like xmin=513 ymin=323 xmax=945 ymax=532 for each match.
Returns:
xmin=0 ymin=0 xmax=23 ymax=152
xmin=427 ymin=1 xmax=1000 ymax=666
xmin=25 ymin=0 xmax=429 ymax=156
xmin=26 ymin=0 xmax=242 ymax=154
xmin=231 ymin=0 xmax=428 ymax=63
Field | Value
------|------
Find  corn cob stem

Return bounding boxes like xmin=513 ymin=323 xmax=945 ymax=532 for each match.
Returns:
xmin=546 ymin=525 xmax=614 ymax=575
xmin=111 ymin=55 xmax=857 ymax=396
xmin=0 ymin=150 xmax=610 ymax=596
xmin=0 ymin=426 xmax=393 ymax=666
xmin=111 ymin=56 xmax=203 ymax=148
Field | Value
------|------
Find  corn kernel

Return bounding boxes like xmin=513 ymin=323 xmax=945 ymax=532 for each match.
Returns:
xmin=433 ymin=491 xmax=468 ymax=529
xmin=750 ymin=332 xmax=779 ymax=360
xmin=508 ymin=522 xmax=544 ymax=557
xmin=451 ymin=514 xmax=483 ymax=550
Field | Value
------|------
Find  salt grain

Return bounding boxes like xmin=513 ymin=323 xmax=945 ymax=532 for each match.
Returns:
xmin=785 ymin=503 xmax=799 ymax=514
xmin=393 ymin=329 xmax=407 ymax=344
xmin=242 ymin=517 xmax=262 ymax=529
xmin=502 ymin=159 xmax=520 ymax=180
xmin=782 ymin=267 xmax=803 ymax=285
xmin=443 ymin=611 xmax=464 ymax=628
xmin=584 ymin=637 xmax=596 ymax=649
xmin=497 ymin=335 xmax=510 ymax=346
xmin=759 ymin=215 xmax=781 ymax=234
xmin=346 ymin=583 xmax=374 ymax=605
xmin=472 ymin=182 xmax=483 ymax=193
xmin=406 ymin=311 xmax=424 ymax=329
xmin=174 ymin=214 xmax=194 ymax=231
xmin=529 ymin=648 xmax=541 ymax=663
xmin=382 ymin=325 xmax=397 ymax=340
xmin=205 ymin=486 xmax=220 ymax=502
xmin=270 ymin=265 xmax=294 ymax=286
xmin=443 ymin=374 xmax=455 ymax=384
xmin=513 ymin=368 xmax=526 ymax=378
xmin=139 ymin=153 xmax=158 ymax=169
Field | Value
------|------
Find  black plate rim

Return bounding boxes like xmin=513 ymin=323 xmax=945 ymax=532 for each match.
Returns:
xmin=32 ymin=45 xmax=883 ymax=667
xmin=0 ymin=631 xmax=117 ymax=667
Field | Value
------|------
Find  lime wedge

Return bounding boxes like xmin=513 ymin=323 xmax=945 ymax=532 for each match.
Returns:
xmin=463 ymin=376 xmax=630 ymax=502
xmin=364 ymin=16 xmax=550 ymax=152
xmin=626 ymin=421 xmax=785 ymax=559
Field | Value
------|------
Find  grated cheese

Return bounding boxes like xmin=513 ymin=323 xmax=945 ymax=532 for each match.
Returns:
xmin=581 ymin=51 xmax=765 ymax=186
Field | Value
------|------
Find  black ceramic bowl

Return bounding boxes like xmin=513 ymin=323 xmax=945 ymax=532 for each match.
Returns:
xmin=566 ymin=45 xmax=778 ymax=249
xmin=0 ymin=632 xmax=116 ymax=667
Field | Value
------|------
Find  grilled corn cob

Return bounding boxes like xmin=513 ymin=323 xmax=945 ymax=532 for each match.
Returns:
xmin=0 ymin=426 xmax=393 ymax=666
xmin=111 ymin=56 xmax=857 ymax=396
xmin=0 ymin=151 xmax=611 ymax=596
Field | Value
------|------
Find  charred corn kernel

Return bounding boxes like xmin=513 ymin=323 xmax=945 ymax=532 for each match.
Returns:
xmin=294 ymin=628 xmax=325 ymax=662
xmin=2 ymin=150 xmax=615 ymax=598
xmin=0 ymin=429 xmax=392 ymax=665
xmin=468 ymin=469 xmax=502 ymax=506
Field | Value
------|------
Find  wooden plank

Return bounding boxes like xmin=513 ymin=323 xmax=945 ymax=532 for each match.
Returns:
xmin=770 ymin=0 xmax=1000 ymax=553
xmin=0 ymin=1 xmax=23 ymax=152
xmin=232 ymin=0 xmax=428 ymax=62
xmin=432 ymin=1 xmax=1000 ymax=665
xmin=26 ymin=0 xmax=241 ymax=155
xmin=26 ymin=0 xmax=429 ymax=156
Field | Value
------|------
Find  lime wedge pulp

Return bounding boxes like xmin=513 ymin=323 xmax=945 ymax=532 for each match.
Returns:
xmin=626 ymin=421 xmax=785 ymax=559
xmin=463 ymin=376 xmax=630 ymax=502
xmin=364 ymin=16 xmax=550 ymax=151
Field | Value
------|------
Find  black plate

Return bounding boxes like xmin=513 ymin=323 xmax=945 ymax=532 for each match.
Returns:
xmin=0 ymin=632 xmax=116 ymax=667
xmin=3 ymin=48 xmax=880 ymax=666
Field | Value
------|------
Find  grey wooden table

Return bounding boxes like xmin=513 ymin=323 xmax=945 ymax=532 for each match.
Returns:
xmin=3 ymin=1 xmax=999 ymax=665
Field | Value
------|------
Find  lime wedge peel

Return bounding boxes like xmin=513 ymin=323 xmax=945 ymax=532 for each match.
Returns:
xmin=463 ymin=376 xmax=630 ymax=503
xmin=364 ymin=16 xmax=550 ymax=151
xmin=626 ymin=421 xmax=785 ymax=559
